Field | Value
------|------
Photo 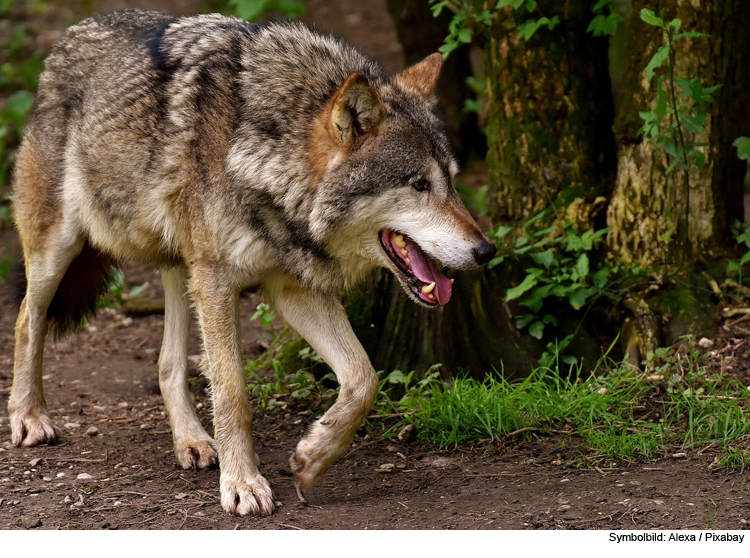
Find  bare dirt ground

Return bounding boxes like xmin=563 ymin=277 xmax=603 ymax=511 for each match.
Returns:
xmin=1 ymin=0 xmax=750 ymax=531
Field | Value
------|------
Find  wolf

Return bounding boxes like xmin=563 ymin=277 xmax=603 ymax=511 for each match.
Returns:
xmin=8 ymin=9 xmax=496 ymax=516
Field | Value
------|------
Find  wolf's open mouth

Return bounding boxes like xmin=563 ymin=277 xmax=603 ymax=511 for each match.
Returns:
xmin=378 ymin=228 xmax=453 ymax=306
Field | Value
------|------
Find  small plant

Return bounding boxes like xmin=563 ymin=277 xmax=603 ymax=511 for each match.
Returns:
xmin=488 ymin=209 xmax=615 ymax=365
xmin=0 ymin=3 xmax=46 ymax=225
xmin=734 ymin=136 xmax=750 ymax=161
xmin=430 ymin=0 xmax=621 ymax=59
xmin=726 ymin=221 xmax=750 ymax=288
xmin=586 ymin=0 xmax=623 ymax=37
xmin=638 ymin=10 xmax=718 ymax=176
xmin=637 ymin=10 xmax=720 ymax=262
xmin=371 ymin=366 xmax=443 ymax=418
xmin=251 ymin=301 xmax=277 ymax=339
xmin=96 ymin=268 xmax=148 ymax=309
xmin=245 ymin=343 xmax=335 ymax=412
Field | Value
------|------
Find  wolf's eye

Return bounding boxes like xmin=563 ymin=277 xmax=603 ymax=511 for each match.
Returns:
xmin=412 ymin=178 xmax=431 ymax=192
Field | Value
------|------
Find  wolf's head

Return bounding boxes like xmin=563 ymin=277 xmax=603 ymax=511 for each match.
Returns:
xmin=309 ymin=54 xmax=496 ymax=307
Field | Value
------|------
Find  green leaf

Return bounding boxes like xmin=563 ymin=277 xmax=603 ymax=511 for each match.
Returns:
xmin=592 ymin=0 xmax=611 ymax=12
xmin=525 ymin=0 xmax=537 ymax=11
xmin=665 ymin=18 xmax=680 ymax=32
xmin=490 ymin=225 xmax=514 ymax=239
xmin=516 ymin=20 xmax=542 ymax=41
xmin=515 ymin=313 xmax=536 ymax=329
xmin=487 ymin=255 xmax=506 ymax=269
xmin=542 ymin=314 xmax=557 ymax=326
xmin=568 ymin=288 xmax=592 ymax=311
xmin=592 ymin=266 xmax=611 ymax=288
xmin=654 ymin=81 xmax=668 ymax=123
xmin=521 ymin=284 xmax=553 ymax=313
xmin=496 ymin=0 xmax=515 ymax=8
xmin=587 ymin=12 xmax=623 ymax=37
xmin=639 ymin=8 xmax=664 ymax=28
xmin=506 ymin=274 xmax=538 ymax=301
xmin=673 ymin=31 xmax=710 ymax=40
xmin=529 ymin=321 xmax=545 ymax=339
xmin=734 ymin=137 xmax=750 ymax=160
xmin=740 ymin=251 xmax=750 ymax=267
xmin=691 ymin=149 xmax=706 ymax=171
xmin=663 ymin=137 xmax=677 ymax=157
xmin=551 ymin=284 xmax=571 ymax=297
xmin=458 ymin=27 xmax=472 ymax=44
xmin=2 ymin=90 xmax=34 ymax=131
xmin=573 ymin=253 xmax=589 ymax=280
xmin=386 ymin=370 xmax=409 ymax=385
xmin=681 ymin=111 xmax=705 ymax=134
xmin=644 ymin=45 xmax=669 ymax=82
xmin=531 ymin=249 xmax=555 ymax=268
xmin=665 ymin=151 xmax=684 ymax=175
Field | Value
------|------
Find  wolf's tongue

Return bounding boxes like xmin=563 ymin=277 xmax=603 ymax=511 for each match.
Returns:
xmin=401 ymin=237 xmax=453 ymax=305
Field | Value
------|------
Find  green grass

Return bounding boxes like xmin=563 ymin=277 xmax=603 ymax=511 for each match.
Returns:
xmin=369 ymin=346 xmax=750 ymax=467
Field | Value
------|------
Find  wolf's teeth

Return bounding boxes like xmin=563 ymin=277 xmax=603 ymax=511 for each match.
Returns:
xmin=401 ymin=249 xmax=408 ymax=257
xmin=450 ymin=278 xmax=454 ymax=284
xmin=422 ymin=282 xmax=436 ymax=294
xmin=405 ymin=258 xmax=411 ymax=266
xmin=428 ymin=294 xmax=435 ymax=300
xmin=392 ymin=233 xmax=406 ymax=248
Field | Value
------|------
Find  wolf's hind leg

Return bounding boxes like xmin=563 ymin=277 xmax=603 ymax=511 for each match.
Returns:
xmin=159 ymin=265 xmax=218 ymax=470
xmin=9 ymin=235 xmax=84 ymax=447
xmin=265 ymin=279 xmax=379 ymax=490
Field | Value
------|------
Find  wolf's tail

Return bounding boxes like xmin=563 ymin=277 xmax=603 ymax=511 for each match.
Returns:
xmin=13 ymin=241 xmax=118 ymax=335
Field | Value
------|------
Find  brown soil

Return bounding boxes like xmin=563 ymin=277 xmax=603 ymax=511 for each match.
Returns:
xmin=2 ymin=0 xmax=750 ymax=531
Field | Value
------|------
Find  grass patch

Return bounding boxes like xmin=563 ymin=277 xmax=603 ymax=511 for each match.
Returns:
xmin=379 ymin=357 xmax=750 ymax=466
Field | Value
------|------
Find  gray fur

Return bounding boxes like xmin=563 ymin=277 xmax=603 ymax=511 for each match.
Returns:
xmin=27 ymin=10 xmax=457 ymax=289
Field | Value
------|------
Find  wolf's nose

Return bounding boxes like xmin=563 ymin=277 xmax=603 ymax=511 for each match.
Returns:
xmin=473 ymin=240 xmax=497 ymax=266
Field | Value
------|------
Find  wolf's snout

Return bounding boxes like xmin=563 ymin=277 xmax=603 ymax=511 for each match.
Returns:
xmin=472 ymin=240 xmax=497 ymax=266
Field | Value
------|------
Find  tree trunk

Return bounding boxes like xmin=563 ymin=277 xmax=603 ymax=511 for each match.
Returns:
xmin=385 ymin=0 xmax=485 ymax=161
xmin=346 ymin=265 xmax=540 ymax=381
xmin=485 ymin=0 xmax=617 ymax=226
xmin=607 ymin=0 xmax=750 ymax=268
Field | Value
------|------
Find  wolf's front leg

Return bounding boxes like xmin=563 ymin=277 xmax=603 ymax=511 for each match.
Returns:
xmin=265 ymin=279 xmax=379 ymax=491
xmin=189 ymin=266 xmax=274 ymax=516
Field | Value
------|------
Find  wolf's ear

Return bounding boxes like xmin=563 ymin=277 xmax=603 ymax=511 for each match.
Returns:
xmin=394 ymin=53 xmax=443 ymax=98
xmin=330 ymin=73 xmax=384 ymax=149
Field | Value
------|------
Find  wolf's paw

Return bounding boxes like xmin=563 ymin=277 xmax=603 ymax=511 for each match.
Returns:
xmin=10 ymin=411 xmax=59 ymax=447
xmin=290 ymin=438 xmax=332 ymax=490
xmin=220 ymin=474 xmax=275 ymax=516
xmin=175 ymin=437 xmax=219 ymax=470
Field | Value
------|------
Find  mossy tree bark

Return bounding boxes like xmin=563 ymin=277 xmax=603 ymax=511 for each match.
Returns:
xmin=607 ymin=0 xmax=750 ymax=269
xmin=347 ymin=1 xmax=617 ymax=379
xmin=385 ymin=0 xmax=485 ymax=161
xmin=485 ymin=1 xmax=617 ymax=226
